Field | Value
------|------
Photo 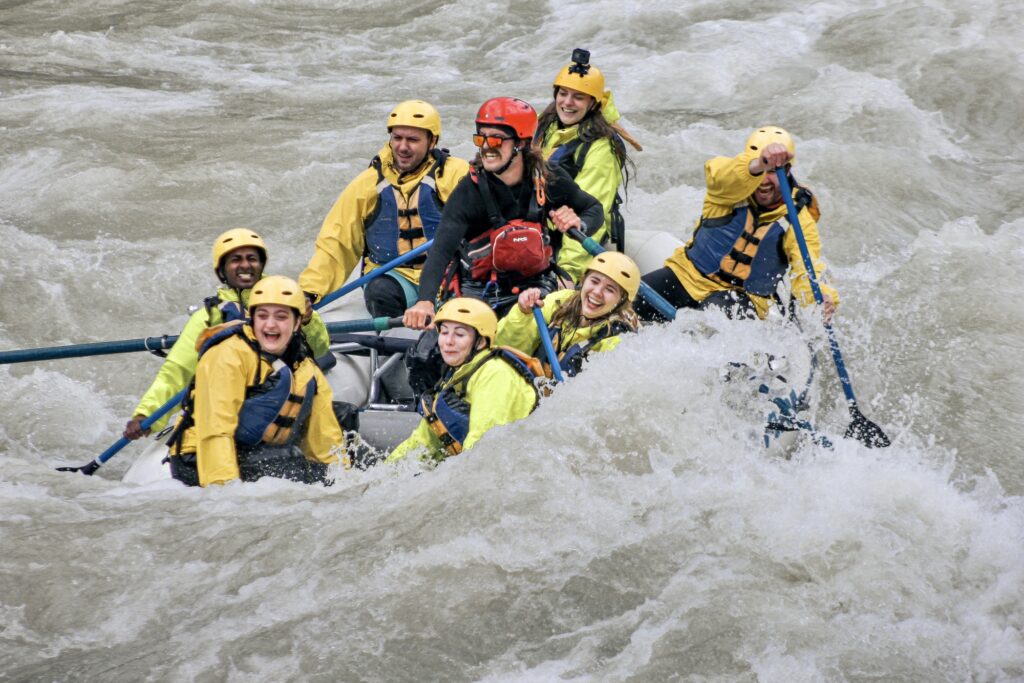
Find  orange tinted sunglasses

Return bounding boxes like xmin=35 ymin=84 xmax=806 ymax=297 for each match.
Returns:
xmin=473 ymin=133 xmax=514 ymax=149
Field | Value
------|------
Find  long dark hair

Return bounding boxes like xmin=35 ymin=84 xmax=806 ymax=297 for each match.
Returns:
xmin=548 ymin=281 xmax=639 ymax=351
xmin=537 ymin=92 xmax=634 ymax=191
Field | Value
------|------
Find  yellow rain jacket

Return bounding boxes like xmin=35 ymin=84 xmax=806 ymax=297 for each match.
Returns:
xmin=664 ymin=148 xmax=839 ymax=318
xmin=132 ymin=283 xmax=329 ymax=430
xmin=541 ymin=123 xmax=623 ymax=282
xmin=387 ymin=349 xmax=537 ymax=463
xmin=299 ymin=145 xmax=470 ymax=301
xmin=494 ymin=289 xmax=623 ymax=358
xmin=173 ymin=326 xmax=342 ymax=487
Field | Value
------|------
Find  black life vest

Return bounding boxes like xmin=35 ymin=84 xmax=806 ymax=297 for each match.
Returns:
xmin=461 ymin=167 xmax=554 ymax=284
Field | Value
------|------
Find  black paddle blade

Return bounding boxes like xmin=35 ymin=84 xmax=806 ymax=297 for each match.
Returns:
xmin=845 ymin=408 xmax=890 ymax=448
xmin=56 ymin=460 xmax=100 ymax=475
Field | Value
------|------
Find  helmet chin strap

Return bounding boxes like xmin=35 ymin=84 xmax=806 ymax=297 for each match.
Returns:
xmin=492 ymin=144 xmax=521 ymax=177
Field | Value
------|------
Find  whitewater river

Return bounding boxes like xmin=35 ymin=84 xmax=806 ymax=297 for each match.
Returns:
xmin=2 ymin=1 xmax=1023 ymax=680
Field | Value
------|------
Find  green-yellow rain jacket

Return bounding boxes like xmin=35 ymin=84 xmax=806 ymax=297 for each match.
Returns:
xmin=541 ymin=123 xmax=623 ymax=282
xmin=494 ymin=289 xmax=623 ymax=360
xmin=387 ymin=349 xmax=537 ymax=463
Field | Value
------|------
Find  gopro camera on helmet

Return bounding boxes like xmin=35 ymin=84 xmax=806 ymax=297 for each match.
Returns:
xmin=568 ymin=48 xmax=591 ymax=76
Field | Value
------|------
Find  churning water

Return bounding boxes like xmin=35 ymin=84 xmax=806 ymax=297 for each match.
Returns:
xmin=2 ymin=1 xmax=1023 ymax=680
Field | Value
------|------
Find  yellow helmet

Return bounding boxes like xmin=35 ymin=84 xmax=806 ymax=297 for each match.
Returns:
xmin=248 ymin=275 xmax=305 ymax=315
xmin=553 ymin=49 xmax=605 ymax=103
xmin=387 ymin=100 xmax=442 ymax=140
xmin=744 ymin=126 xmax=796 ymax=163
xmin=211 ymin=228 xmax=267 ymax=277
xmin=434 ymin=297 xmax=497 ymax=345
xmin=584 ymin=251 xmax=641 ymax=302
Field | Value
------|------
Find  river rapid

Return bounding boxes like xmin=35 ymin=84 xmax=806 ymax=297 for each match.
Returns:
xmin=2 ymin=1 xmax=1023 ymax=681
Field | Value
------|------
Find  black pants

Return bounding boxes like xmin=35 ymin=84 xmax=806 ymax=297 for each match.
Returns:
xmin=363 ymin=276 xmax=409 ymax=319
xmin=634 ymin=267 xmax=758 ymax=322
xmin=168 ymin=448 xmax=330 ymax=486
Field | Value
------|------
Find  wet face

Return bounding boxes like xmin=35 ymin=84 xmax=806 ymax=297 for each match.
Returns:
xmin=221 ymin=246 xmax=264 ymax=289
xmin=579 ymin=270 xmax=625 ymax=320
xmin=475 ymin=125 xmax=518 ymax=175
xmin=555 ymin=87 xmax=595 ymax=126
xmin=389 ymin=125 xmax=433 ymax=173
xmin=753 ymin=170 xmax=783 ymax=208
xmin=252 ymin=304 xmax=300 ymax=356
xmin=438 ymin=321 xmax=483 ymax=367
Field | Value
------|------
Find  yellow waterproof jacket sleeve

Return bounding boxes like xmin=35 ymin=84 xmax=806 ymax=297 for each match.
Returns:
xmin=542 ymin=124 xmax=623 ymax=281
xmin=494 ymin=289 xmax=622 ymax=356
xmin=194 ymin=334 xmax=254 ymax=486
xmin=298 ymin=166 xmax=376 ymax=300
xmin=132 ymin=307 xmax=210 ymax=427
xmin=461 ymin=356 xmax=537 ymax=450
xmin=132 ymin=283 xmax=248 ymax=427
xmin=299 ymin=146 xmax=471 ymax=298
xmin=387 ymin=416 xmax=437 ymax=463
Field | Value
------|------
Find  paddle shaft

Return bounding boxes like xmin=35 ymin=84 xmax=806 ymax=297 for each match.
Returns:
xmin=0 ymin=335 xmax=177 ymax=365
xmin=533 ymin=306 xmax=565 ymax=383
xmin=774 ymin=170 xmax=863 ymax=407
xmin=567 ymin=228 xmax=677 ymax=321
xmin=314 ymin=239 xmax=434 ymax=310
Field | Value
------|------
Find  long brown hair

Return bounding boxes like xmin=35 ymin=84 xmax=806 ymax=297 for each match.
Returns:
xmin=548 ymin=278 xmax=639 ymax=351
xmin=537 ymin=92 xmax=634 ymax=192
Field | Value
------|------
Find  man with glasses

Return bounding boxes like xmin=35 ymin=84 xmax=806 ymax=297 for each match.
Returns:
xmin=299 ymin=100 xmax=470 ymax=319
xmin=403 ymin=96 xmax=604 ymax=327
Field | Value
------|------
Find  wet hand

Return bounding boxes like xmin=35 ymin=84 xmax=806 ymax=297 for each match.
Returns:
xmin=750 ymin=142 xmax=793 ymax=174
xmin=517 ymin=288 xmax=543 ymax=313
xmin=403 ymin=300 xmax=436 ymax=330
xmin=822 ymin=295 xmax=836 ymax=323
xmin=302 ymin=294 xmax=315 ymax=325
xmin=122 ymin=415 xmax=150 ymax=441
xmin=548 ymin=206 xmax=581 ymax=233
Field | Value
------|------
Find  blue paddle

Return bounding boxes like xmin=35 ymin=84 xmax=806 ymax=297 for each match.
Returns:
xmin=54 ymin=316 xmax=405 ymax=475
xmin=566 ymin=228 xmax=677 ymax=321
xmin=775 ymin=168 xmax=889 ymax=448
xmin=3 ymin=242 xmax=431 ymax=365
xmin=533 ymin=306 xmax=565 ymax=383
xmin=57 ymin=388 xmax=189 ymax=475
xmin=313 ymin=240 xmax=433 ymax=310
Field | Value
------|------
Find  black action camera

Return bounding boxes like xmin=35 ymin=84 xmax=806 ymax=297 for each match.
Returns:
xmin=568 ymin=48 xmax=591 ymax=76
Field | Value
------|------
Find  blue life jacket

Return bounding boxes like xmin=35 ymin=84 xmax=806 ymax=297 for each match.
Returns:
xmin=546 ymin=318 xmax=632 ymax=378
xmin=685 ymin=180 xmax=817 ymax=297
xmin=364 ymin=149 xmax=449 ymax=266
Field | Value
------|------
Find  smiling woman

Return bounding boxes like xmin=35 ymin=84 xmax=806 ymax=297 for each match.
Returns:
xmin=495 ymin=251 xmax=641 ymax=379
xmin=389 ymin=297 xmax=540 ymax=463
xmin=165 ymin=276 xmax=344 ymax=487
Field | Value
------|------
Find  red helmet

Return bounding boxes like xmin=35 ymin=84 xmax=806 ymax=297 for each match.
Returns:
xmin=475 ymin=97 xmax=537 ymax=140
